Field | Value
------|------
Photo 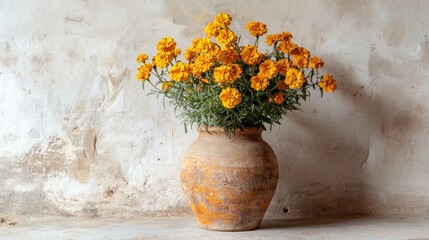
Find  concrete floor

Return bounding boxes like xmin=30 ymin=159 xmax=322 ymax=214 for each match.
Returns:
xmin=1 ymin=215 xmax=429 ymax=240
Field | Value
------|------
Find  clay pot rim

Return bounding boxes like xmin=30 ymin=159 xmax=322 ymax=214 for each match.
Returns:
xmin=198 ymin=126 xmax=264 ymax=135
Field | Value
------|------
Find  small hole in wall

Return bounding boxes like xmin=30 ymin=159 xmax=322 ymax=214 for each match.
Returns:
xmin=104 ymin=189 xmax=114 ymax=198
xmin=282 ymin=207 xmax=289 ymax=213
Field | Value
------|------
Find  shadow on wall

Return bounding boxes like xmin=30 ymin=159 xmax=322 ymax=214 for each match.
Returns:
xmin=268 ymin=50 xmax=423 ymax=217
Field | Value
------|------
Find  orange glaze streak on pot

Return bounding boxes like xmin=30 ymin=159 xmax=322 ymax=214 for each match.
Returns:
xmin=180 ymin=127 xmax=278 ymax=231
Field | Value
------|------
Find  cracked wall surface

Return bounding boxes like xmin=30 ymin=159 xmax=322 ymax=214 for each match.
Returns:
xmin=1 ymin=0 xmax=429 ymax=218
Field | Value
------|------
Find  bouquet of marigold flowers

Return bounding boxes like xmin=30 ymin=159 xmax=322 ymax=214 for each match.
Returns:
xmin=135 ymin=13 xmax=336 ymax=137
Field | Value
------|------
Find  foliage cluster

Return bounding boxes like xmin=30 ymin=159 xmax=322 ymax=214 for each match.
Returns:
xmin=136 ymin=13 xmax=336 ymax=137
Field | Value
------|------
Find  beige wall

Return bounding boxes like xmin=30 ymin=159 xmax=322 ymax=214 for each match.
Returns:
xmin=1 ymin=0 xmax=429 ymax=218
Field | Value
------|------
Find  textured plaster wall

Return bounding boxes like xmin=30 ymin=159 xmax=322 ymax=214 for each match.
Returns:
xmin=0 ymin=0 xmax=429 ymax=219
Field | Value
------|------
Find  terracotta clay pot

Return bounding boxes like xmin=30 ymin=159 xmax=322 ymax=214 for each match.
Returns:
xmin=180 ymin=127 xmax=278 ymax=231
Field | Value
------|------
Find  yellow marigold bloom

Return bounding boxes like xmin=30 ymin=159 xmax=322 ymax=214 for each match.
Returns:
xmin=219 ymin=87 xmax=242 ymax=109
xmin=191 ymin=53 xmax=215 ymax=76
xmin=195 ymin=37 xmax=219 ymax=57
xmin=292 ymin=55 xmax=309 ymax=69
xmin=280 ymin=31 xmax=293 ymax=41
xmin=169 ymin=62 xmax=191 ymax=82
xmin=246 ymin=21 xmax=268 ymax=37
xmin=309 ymin=56 xmax=324 ymax=69
xmin=216 ymin=48 xmax=239 ymax=65
xmin=136 ymin=53 xmax=149 ymax=63
xmin=320 ymin=74 xmax=337 ymax=92
xmin=240 ymin=45 xmax=263 ymax=65
xmin=173 ymin=48 xmax=181 ymax=57
xmin=214 ymin=66 xmax=229 ymax=84
xmin=259 ymin=59 xmax=277 ymax=79
xmin=205 ymin=22 xmax=224 ymax=37
xmin=250 ymin=74 xmax=269 ymax=91
xmin=213 ymin=64 xmax=242 ymax=84
xmin=184 ymin=49 xmax=196 ymax=62
xmin=161 ymin=81 xmax=173 ymax=91
xmin=285 ymin=68 xmax=305 ymax=89
xmin=291 ymin=47 xmax=310 ymax=69
xmin=265 ymin=34 xmax=281 ymax=46
xmin=291 ymin=46 xmax=310 ymax=57
xmin=214 ymin=13 xmax=232 ymax=27
xmin=230 ymin=63 xmax=243 ymax=80
xmin=156 ymin=37 xmax=176 ymax=53
xmin=190 ymin=38 xmax=201 ymax=51
xmin=276 ymin=59 xmax=293 ymax=76
xmin=278 ymin=40 xmax=298 ymax=54
xmin=269 ymin=92 xmax=285 ymax=104
xmin=216 ymin=29 xmax=238 ymax=48
xmin=136 ymin=64 xmax=152 ymax=81
xmin=154 ymin=51 xmax=174 ymax=68
xmin=266 ymin=32 xmax=292 ymax=46
xmin=195 ymin=37 xmax=212 ymax=52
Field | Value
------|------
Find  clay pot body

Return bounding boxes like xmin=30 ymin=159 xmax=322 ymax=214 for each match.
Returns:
xmin=180 ymin=127 xmax=278 ymax=231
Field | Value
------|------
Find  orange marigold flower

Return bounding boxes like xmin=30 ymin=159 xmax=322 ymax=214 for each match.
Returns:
xmin=291 ymin=47 xmax=310 ymax=69
xmin=265 ymin=34 xmax=281 ymax=46
xmin=153 ymin=51 xmax=174 ymax=68
xmin=320 ymin=74 xmax=337 ymax=92
xmin=285 ymin=68 xmax=305 ymax=89
xmin=292 ymin=55 xmax=309 ymax=69
xmin=216 ymin=29 xmax=238 ymax=48
xmin=156 ymin=37 xmax=176 ymax=53
xmin=213 ymin=64 xmax=242 ymax=84
xmin=205 ymin=22 xmax=224 ymax=37
xmin=279 ymin=31 xmax=293 ymax=41
xmin=240 ymin=45 xmax=263 ymax=65
xmin=169 ymin=62 xmax=191 ymax=82
xmin=136 ymin=53 xmax=149 ymax=63
xmin=276 ymin=59 xmax=293 ymax=75
xmin=259 ymin=59 xmax=277 ymax=79
xmin=214 ymin=13 xmax=232 ymax=27
xmin=136 ymin=64 xmax=152 ymax=81
xmin=184 ymin=49 xmax=196 ymax=62
xmin=278 ymin=40 xmax=298 ymax=54
xmin=269 ymin=92 xmax=285 ymax=104
xmin=230 ymin=63 xmax=243 ymax=79
xmin=246 ymin=21 xmax=267 ymax=37
xmin=173 ymin=48 xmax=181 ymax=57
xmin=216 ymin=48 xmax=239 ymax=65
xmin=266 ymin=32 xmax=292 ymax=46
xmin=190 ymin=38 xmax=201 ymax=51
xmin=195 ymin=37 xmax=219 ymax=57
xmin=191 ymin=53 xmax=215 ymax=76
xmin=309 ymin=56 xmax=324 ymax=69
xmin=291 ymin=46 xmax=310 ymax=57
xmin=161 ymin=81 xmax=173 ymax=91
xmin=219 ymin=87 xmax=242 ymax=109
xmin=250 ymin=74 xmax=269 ymax=91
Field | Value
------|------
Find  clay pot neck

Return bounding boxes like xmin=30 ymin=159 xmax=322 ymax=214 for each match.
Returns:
xmin=198 ymin=126 xmax=264 ymax=139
